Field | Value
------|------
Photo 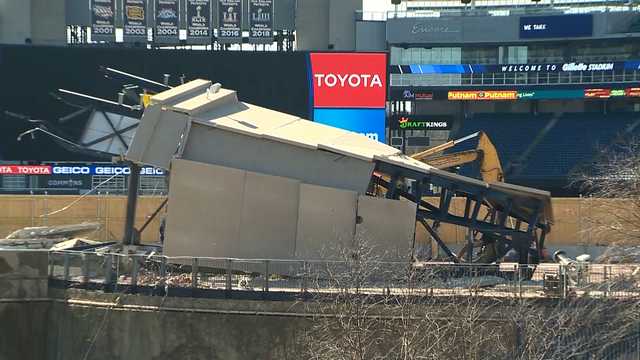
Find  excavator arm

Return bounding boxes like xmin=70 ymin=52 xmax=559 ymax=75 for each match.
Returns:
xmin=412 ymin=131 xmax=504 ymax=183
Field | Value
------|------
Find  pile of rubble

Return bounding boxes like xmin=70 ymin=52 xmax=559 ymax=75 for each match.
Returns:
xmin=597 ymin=244 xmax=640 ymax=264
xmin=0 ymin=222 xmax=102 ymax=249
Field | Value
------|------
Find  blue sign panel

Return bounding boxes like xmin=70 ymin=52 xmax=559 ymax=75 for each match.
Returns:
xmin=520 ymin=14 xmax=592 ymax=39
xmin=313 ymin=108 xmax=386 ymax=143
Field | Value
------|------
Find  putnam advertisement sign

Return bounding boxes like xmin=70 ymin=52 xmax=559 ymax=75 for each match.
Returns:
xmin=448 ymin=91 xmax=518 ymax=101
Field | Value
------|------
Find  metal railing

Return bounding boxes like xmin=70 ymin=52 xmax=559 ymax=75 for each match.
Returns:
xmin=47 ymin=251 xmax=640 ymax=299
xmin=390 ymin=70 xmax=640 ymax=87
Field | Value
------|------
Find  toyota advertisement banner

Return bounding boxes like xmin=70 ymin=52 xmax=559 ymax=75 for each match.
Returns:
xmin=309 ymin=53 xmax=388 ymax=142
xmin=310 ymin=53 xmax=387 ymax=109
xmin=187 ymin=0 xmax=212 ymax=44
xmin=155 ymin=0 xmax=180 ymax=43
xmin=249 ymin=0 xmax=274 ymax=44
xmin=218 ymin=0 xmax=242 ymax=43
xmin=123 ymin=0 xmax=148 ymax=42
xmin=91 ymin=0 xmax=116 ymax=42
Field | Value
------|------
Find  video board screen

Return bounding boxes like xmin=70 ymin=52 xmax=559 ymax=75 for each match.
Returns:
xmin=520 ymin=14 xmax=592 ymax=39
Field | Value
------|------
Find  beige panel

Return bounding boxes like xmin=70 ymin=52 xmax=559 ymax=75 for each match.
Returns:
xmin=356 ymin=196 xmax=416 ymax=261
xmin=236 ymin=172 xmax=299 ymax=259
xmin=126 ymin=106 xmax=189 ymax=169
xmin=295 ymin=184 xmax=357 ymax=260
xmin=151 ymin=79 xmax=211 ymax=105
xmin=164 ymin=159 xmax=245 ymax=258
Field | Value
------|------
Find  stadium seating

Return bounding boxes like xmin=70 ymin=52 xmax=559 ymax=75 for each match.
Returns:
xmin=450 ymin=112 xmax=640 ymax=185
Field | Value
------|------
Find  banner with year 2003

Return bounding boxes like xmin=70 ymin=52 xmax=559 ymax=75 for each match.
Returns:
xmin=218 ymin=0 xmax=241 ymax=43
xmin=91 ymin=0 xmax=116 ymax=42
xmin=187 ymin=0 xmax=211 ymax=44
xmin=155 ymin=0 xmax=180 ymax=44
xmin=123 ymin=0 xmax=148 ymax=42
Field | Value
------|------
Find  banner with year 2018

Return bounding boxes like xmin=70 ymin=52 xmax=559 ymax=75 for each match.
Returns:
xmin=123 ymin=0 xmax=149 ymax=42
xmin=91 ymin=0 xmax=116 ymax=42
xmin=155 ymin=0 xmax=180 ymax=44
xmin=218 ymin=0 xmax=242 ymax=43
xmin=249 ymin=0 xmax=273 ymax=44
xmin=187 ymin=0 xmax=212 ymax=44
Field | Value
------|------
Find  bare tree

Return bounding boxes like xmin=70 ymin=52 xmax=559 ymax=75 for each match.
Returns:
xmin=299 ymin=235 xmax=640 ymax=360
xmin=575 ymin=139 xmax=640 ymax=261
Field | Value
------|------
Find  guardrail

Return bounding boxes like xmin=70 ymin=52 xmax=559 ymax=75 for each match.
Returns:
xmin=47 ymin=251 xmax=640 ymax=299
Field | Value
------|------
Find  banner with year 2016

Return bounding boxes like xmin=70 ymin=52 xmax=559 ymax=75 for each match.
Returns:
xmin=218 ymin=0 xmax=242 ymax=43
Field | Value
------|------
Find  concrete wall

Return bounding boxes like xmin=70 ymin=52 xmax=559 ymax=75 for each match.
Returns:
xmin=31 ymin=0 xmax=66 ymax=45
xmin=0 ymin=0 xmax=32 ymax=44
xmin=0 ymin=195 xmax=630 ymax=249
xmin=295 ymin=0 xmax=361 ymax=50
xmin=386 ymin=11 xmax=640 ymax=45
xmin=0 ymin=0 xmax=66 ymax=45
xmin=0 ymin=195 xmax=166 ymax=243
xmin=355 ymin=21 xmax=386 ymax=51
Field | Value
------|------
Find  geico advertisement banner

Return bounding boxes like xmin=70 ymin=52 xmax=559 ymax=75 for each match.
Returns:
xmin=91 ymin=0 xmax=116 ymax=42
xmin=155 ymin=0 xmax=180 ymax=43
xmin=313 ymin=109 xmax=386 ymax=143
xmin=310 ymin=53 xmax=387 ymax=108
xmin=123 ymin=0 xmax=148 ymax=42
xmin=0 ymin=165 xmax=164 ymax=176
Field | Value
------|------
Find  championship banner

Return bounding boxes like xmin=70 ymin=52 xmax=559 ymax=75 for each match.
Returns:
xmin=187 ymin=0 xmax=211 ymax=43
xmin=155 ymin=0 xmax=180 ymax=43
xmin=248 ymin=0 xmax=273 ymax=44
xmin=123 ymin=0 xmax=148 ymax=42
xmin=91 ymin=0 xmax=116 ymax=42
xmin=218 ymin=0 xmax=242 ymax=43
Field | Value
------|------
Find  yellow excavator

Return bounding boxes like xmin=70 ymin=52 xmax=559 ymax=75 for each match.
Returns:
xmin=412 ymin=131 xmax=504 ymax=183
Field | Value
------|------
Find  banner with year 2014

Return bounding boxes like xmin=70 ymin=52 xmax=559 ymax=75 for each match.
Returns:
xmin=123 ymin=0 xmax=149 ymax=42
xmin=91 ymin=0 xmax=116 ymax=42
xmin=187 ymin=0 xmax=212 ymax=44
xmin=218 ymin=0 xmax=242 ymax=43
xmin=155 ymin=0 xmax=180 ymax=44
xmin=249 ymin=0 xmax=273 ymax=44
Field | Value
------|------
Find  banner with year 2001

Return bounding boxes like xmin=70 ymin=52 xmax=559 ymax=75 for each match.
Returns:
xmin=187 ymin=0 xmax=211 ymax=44
xmin=218 ymin=0 xmax=241 ymax=43
xmin=91 ymin=0 xmax=116 ymax=42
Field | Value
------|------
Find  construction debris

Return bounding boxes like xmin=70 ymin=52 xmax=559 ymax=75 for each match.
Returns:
xmin=1 ymin=222 xmax=102 ymax=249
xmin=597 ymin=244 xmax=640 ymax=264
xmin=6 ymin=222 xmax=101 ymax=240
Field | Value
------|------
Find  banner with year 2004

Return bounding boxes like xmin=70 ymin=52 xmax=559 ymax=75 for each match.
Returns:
xmin=123 ymin=0 xmax=148 ymax=42
xmin=187 ymin=0 xmax=211 ymax=44
xmin=91 ymin=0 xmax=116 ymax=42
xmin=218 ymin=0 xmax=241 ymax=43
xmin=249 ymin=0 xmax=273 ymax=44
xmin=155 ymin=0 xmax=180 ymax=44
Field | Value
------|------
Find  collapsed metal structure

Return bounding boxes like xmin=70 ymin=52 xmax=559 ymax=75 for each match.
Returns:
xmin=120 ymin=79 xmax=553 ymax=267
